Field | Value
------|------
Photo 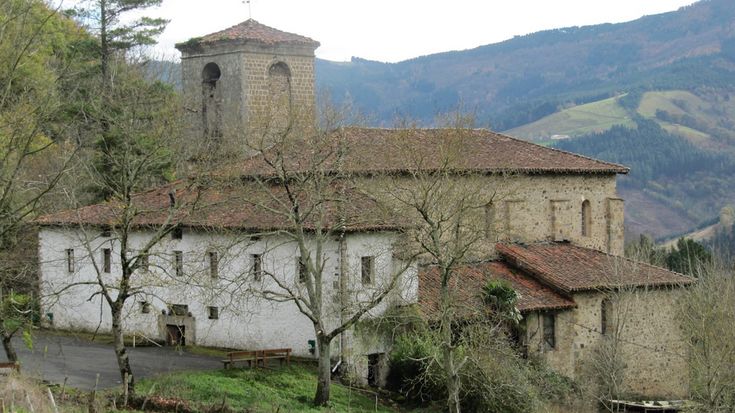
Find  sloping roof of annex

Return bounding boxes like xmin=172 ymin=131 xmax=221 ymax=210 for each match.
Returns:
xmin=418 ymin=261 xmax=577 ymax=319
xmin=231 ymin=127 xmax=630 ymax=177
xmin=496 ymin=242 xmax=694 ymax=294
xmin=418 ymin=242 xmax=693 ymax=320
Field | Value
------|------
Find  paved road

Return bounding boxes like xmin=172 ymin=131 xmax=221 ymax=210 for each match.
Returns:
xmin=1 ymin=332 xmax=221 ymax=390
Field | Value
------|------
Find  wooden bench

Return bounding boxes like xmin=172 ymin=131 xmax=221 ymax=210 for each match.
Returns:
xmin=261 ymin=348 xmax=291 ymax=367
xmin=221 ymin=351 xmax=259 ymax=369
xmin=0 ymin=362 xmax=19 ymax=375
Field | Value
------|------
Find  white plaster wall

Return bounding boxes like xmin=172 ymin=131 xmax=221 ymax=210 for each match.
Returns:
xmin=39 ymin=227 xmax=415 ymax=359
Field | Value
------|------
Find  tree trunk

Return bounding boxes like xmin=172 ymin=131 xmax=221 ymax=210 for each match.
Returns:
xmin=110 ymin=302 xmax=135 ymax=399
xmin=313 ymin=335 xmax=332 ymax=407
xmin=442 ymin=323 xmax=462 ymax=413
xmin=441 ymin=269 xmax=461 ymax=413
xmin=1 ymin=329 xmax=18 ymax=363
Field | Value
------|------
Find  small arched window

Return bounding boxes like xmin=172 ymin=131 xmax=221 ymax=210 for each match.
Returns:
xmin=581 ymin=200 xmax=591 ymax=237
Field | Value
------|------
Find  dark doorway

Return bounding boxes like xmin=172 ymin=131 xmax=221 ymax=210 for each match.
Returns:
xmin=367 ymin=353 xmax=379 ymax=386
xmin=166 ymin=324 xmax=185 ymax=346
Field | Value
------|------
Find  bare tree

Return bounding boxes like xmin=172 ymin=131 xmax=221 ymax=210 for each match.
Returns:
xmin=236 ymin=95 xmax=411 ymax=407
xmin=678 ymin=260 xmax=735 ymax=412
xmin=0 ymin=0 xmax=82 ymax=363
xmin=369 ymin=111 xmax=504 ymax=413
xmin=582 ymin=252 xmax=691 ymax=411
xmin=38 ymin=58 xmax=199 ymax=399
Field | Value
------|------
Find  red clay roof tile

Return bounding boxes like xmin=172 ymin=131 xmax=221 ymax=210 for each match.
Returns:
xmin=418 ymin=262 xmax=576 ymax=319
xmin=34 ymin=179 xmax=401 ymax=232
xmin=231 ymin=128 xmax=629 ymax=176
xmin=180 ymin=19 xmax=320 ymax=48
xmin=496 ymin=243 xmax=694 ymax=293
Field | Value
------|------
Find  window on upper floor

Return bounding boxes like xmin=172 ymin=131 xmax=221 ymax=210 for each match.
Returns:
xmin=581 ymin=200 xmax=591 ymax=237
xmin=102 ymin=248 xmax=111 ymax=273
xmin=138 ymin=253 xmax=149 ymax=271
xmin=66 ymin=249 xmax=74 ymax=273
xmin=543 ymin=313 xmax=556 ymax=350
xmin=207 ymin=306 xmax=219 ymax=320
xmin=208 ymin=251 xmax=218 ymax=279
xmin=174 ymin=251 xmax=183 ymax=276
xmin=139 ymin=301 xmax=151 ymax=314
xmin=251 ymin=254 xmax=262 ymax=281
xmin=298 ymin=257 xmax=307 ymax=283
xmin=361 ymin=256 xmax=374 ymax=285
xmin=169 ymin=304 xmax=188 ymax=316
xmin=172 ymin=227 xmax=183 ymax=240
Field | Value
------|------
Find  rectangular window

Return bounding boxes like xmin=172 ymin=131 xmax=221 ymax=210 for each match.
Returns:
xmin=140 ymin=301 xmax=151 ymax=314
xmin=66 ymin=249 xmax=74 ymax=273
xmin=209 ymin=251 xmax=218 ymax=279
xmin=103 ymin=248 xmax=111 ymax=273
xmin=139 ymin=253 xmax=149 ymax=271
xmin=207 ymin=306 xmax=219 ymax=320
xmin=174 ymin=251 xmax=183 ymax=276
xmin=298 ymin=257 xmax=307 ymax=283
xmin=100 ymin=226 xmax=111 ymax=238
xmin=169 ymin=304 xmax=188 ymax=316
xmin=252 ymin=254 xmax=262 ymax=281
xmin=361 ymin=256 xmax=374 ymax=285
xmin=172 ymin=227 xmax=183 ymax=240
xmin=543 ymin=313 xmax=556 ymax=350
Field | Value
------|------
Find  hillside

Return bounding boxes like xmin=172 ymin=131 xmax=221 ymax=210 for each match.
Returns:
xmin=551 ymin=116 xmax=735 ymax=238
xmin=312 ymin=0 xmax=735 ymax=238
xmin=316 ymin=0 xmax=735 ymax=127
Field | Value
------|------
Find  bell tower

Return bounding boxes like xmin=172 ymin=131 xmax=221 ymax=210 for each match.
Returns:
xmin=176 ymin=20 xmax=320 ymax=153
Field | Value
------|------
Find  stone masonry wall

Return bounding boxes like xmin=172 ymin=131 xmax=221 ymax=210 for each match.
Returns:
xmin=360 ymin=173 xmax=623 ymax=256
xmin=180 ymin=42 xmax=316 ymax=153
xmin=526 ymin=289 xmax=689 ymax=399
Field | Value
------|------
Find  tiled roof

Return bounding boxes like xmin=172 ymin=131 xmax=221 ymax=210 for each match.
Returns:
xmin=232 ymin=128 xmax=629 ymax=176
xmin=496 ymin=243 xmax=694 ymax=293
xmin=418 ymin=262 xmax=576 ymax=319
xmin=34 ymin=180 xmax=401 ymax=232
xmin=180 ymin=19 xmax=320 ymax=48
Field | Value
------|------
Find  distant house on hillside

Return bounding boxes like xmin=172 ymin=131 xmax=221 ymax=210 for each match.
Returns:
xmin=35 ymin=20 xmax=691 ymax=397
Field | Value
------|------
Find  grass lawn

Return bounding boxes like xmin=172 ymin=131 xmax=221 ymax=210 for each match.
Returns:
xmin=137 ymin=363 xmax=404 ymax=412
xmin=504 ymin=96 xmax=631 ymax=140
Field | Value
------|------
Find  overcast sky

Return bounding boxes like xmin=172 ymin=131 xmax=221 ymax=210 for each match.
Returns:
xmin=74 ymin=0 xmax=699 ymax=63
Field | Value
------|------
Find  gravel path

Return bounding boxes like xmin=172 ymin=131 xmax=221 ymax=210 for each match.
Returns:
xmin=2 ymin=332 xmax=221 ymax=390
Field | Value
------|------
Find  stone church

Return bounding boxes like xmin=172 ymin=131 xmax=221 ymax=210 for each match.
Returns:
xmin=36 ymin=20 xmax=691 ymax=397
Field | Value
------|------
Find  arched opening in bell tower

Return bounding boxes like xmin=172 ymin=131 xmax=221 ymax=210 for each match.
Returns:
xmin=268 ymin=62 xmax=292 ymax=128
xmin=202 ymin=63 xmax=222 ymax=138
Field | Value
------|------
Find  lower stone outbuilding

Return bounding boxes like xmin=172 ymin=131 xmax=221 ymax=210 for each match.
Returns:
xmin=419 ymin=242 xmax=694 ymax=399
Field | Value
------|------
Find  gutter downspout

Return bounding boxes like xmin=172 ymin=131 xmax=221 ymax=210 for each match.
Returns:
xmin=333 ymin=230 xmax=347 ymax=375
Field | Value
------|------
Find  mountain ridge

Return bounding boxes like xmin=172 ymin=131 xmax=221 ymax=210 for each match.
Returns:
xmin=316 ymin=0 xmax=735 ymax=128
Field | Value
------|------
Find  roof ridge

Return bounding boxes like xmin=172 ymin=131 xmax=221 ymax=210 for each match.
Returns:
xmin=183 ymin=19 xmax=320 ymax=47
xmin=496 ymin=243 xmax=573 ymax=294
